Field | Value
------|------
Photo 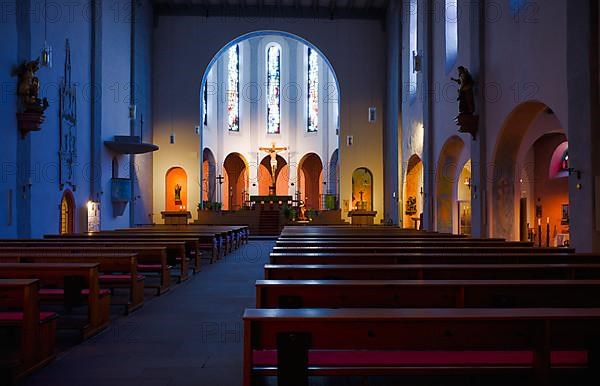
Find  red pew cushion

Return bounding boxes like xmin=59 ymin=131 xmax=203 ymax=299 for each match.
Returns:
xmin=39 ymin=289 xmax=110 ymax=297
xmin=253 ymin=350 xmax=588 ymax=367
xmin=0 ymin=311 xmax=58 ymax=323
xmin=99 ymin=274 xmax=145 ymax=282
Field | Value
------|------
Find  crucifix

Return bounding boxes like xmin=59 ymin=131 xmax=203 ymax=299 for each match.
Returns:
xmin=216 ymin=174 xmax=224 ymax=204
xmin=259 ymin=143 xmax=288 ymax=194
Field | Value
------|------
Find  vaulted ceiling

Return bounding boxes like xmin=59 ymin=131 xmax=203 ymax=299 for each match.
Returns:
xmin=152 ymin=0 xmax=390 ymax=20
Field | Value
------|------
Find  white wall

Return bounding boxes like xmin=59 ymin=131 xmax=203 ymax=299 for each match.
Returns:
xmin=153 ymin=16 xmax=385 ymax=222
xmin=202 ymin=34 xmax=339 ymax=199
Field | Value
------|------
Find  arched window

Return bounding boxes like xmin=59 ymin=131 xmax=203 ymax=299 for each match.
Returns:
xmin=408 ymin=0 xmax=418 ymax=101
xmin=445 ymin=0 xmax=458 ymax=73
xmin=307 ymin=47 xmax=319 ymax=133
xmin=227 ymin=44 xmax=239 ymax=132
xmin=266 ymin=43 xmax=281 ymax=134
xmin=203 ymin=83 xmax=208 ymax=127
xmin=60 ymin=190 xmax=75 ymax=234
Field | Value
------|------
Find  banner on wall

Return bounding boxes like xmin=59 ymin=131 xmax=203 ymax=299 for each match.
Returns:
xmin=87 ymin=201 xmax=100 ymax=232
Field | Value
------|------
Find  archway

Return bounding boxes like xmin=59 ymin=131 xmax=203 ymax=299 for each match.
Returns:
xmin=165 ymin=167 xmax=188 ymax=211
xmin=436 ymin=136 xmax=466 ymax=233
xmin=519 ymin=134 xmax=569 ymax=245
xmin=352 ymin=168 xmax=373 ymax=211
xmin=60 ymin=190 xmax=76 ymax=234
xmin=298 ymin=153 xmax=323 ymax=210
xmin=328 ymin=149 xmax=339 ymax=196
xmin=491 ymin=101 xmax=566 ymax=240
xmin=403 ymin=155 xmax=423 ymax=229
xmin=198 ymin=30 xmax=341 ymax=208
xmin=223 ymin=153 xmax=248 ymax=210
xmin=258 ymin=154 xmax=288 ymax=196
xmin=202 ymin=148 xmax=217 ymax=203
xmin=457 ymin=160 xmax=472 ymax=235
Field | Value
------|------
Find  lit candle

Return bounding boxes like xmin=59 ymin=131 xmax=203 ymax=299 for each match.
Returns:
xmin=546 ymin=217 xmax=550 ymax=224
xmin=538 ymin=218 xmax=541 ymax=226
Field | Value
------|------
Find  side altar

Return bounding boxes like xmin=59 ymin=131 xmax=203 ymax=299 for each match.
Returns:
xmin=161 ymin=211 xmax=192 ymax=225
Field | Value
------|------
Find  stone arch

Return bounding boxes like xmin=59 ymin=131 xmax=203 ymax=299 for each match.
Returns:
xmin=298 ymin=153 xmax=323 ymax=210
xmin=403 ymin=154 xmax=424 ymax=228
xmin=165 ymin=167 xmax=188 ymax=211
xmin=60 ymin=190 xmax=76 ymax=235
xmin=223 ymin=152 xmax=249 ymax=210
xmin=435 ymin=135 xmax=466 ymax=233
xmin=202 ymin=148 xmax=217 ymax=203
xmin=491 ymin=101 xmax=566 ymax=240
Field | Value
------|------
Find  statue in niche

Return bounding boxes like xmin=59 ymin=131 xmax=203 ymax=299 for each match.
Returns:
xmin=405 ymin=196 xmax=417 ymax=215
xmin=13 ymin=58 xmax=49 ymax=113
xmin=174 ymin=184 xmax=182 ymax=204
xmin=451 ymin=66 xmax=475 ymax=115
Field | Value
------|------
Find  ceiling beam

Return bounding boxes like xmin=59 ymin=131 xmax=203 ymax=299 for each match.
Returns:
xmin=154 ymin=3 xmax=386 ymax=19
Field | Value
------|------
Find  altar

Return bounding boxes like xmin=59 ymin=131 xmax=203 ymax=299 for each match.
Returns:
xmin=161 ymin=211 xmax=191 ymax=225
xmin=250 ymin=195 xmax=293 ymax=210
xmin=347 ymin=210 xmax=377 ymax=225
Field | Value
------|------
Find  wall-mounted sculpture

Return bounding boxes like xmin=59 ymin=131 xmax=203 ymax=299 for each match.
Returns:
xmin=13 ymin=58 xmax=49 ymax=137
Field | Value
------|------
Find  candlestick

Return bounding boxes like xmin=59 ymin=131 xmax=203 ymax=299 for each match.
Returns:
xmin=546 ymin=221 xmax=550 ymax=247
xmin=538 ymin=223 xmax=542 ymax=247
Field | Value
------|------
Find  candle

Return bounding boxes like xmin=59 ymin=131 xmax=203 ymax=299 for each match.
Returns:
xmin=538 ymin=218 xmax=541 ymax=226
xmin=546 ymin=217 xmax=550 ymax=224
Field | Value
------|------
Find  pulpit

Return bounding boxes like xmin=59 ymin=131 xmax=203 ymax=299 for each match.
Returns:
xmin=161 ymin=211 xmax=191 ymax=225
xmin=347 ymin=210 xmax=377 ymax=225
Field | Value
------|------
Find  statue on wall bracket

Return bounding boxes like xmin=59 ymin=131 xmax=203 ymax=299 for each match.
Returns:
xmin=13 ymin=58 xmax=49 ymax=137
xmin=451 ymin=66 xmax=479 ymax=140
xmin=59 ymin=39 xmax=78 ymax=191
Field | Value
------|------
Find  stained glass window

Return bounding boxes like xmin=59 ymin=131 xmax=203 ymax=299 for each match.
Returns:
xmin=409 ymin=0 xmax=418 ymax=100
xmin=203 ymin=84 xmax=208 ymax=126
xmin=445 ymin=0 xmax=458 ymax=73
xmin=227 ymin=44 xmax=239 ymax=132
xmin=307 ymin=48 xmax=319 ymax=133
xmin=267 ymin=44 xmax=281 ymax=134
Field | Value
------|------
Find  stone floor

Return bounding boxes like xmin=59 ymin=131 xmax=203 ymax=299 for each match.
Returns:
xmin=21 ymin=240 xmax=273 ymax=386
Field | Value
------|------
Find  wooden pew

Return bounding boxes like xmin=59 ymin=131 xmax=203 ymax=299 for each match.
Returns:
xmin=149 ymin=224 xmax=250 ymax=248
xmin=112 ymin=230 xmax=222 ymax=261
xmin=0 ymin=253 xmax=144 ymax=314
xmin=0 ymin=245 xmax=171 ymax=294
xmin=264 ymin=263 xmax=600 ymax=280
xmin=271 ymin=245 xmax=574 ymax=254
xmin=255 ymin=279 xmax=600 ymax=309
xmin=243 ymin=308 xmax=600 ymax=386
xmin=275 ymin=239 xmax=534 ymax=247
xmin=37 ymin=237 xmax=197 ymax=274
xmin=0 ymin=263 xmax=109 ymax=340
xmin=38 ymin=236 xmax=190 ymax=279
xmin=0 ymin=279 xmax=57 ymax=383
xmin=269 ymin=252 xmax=592 ymax=265
xmin=280 ymin=226 xmax=465 ymax=239
xmin=51 ymin=231 xmax=218 ymax=264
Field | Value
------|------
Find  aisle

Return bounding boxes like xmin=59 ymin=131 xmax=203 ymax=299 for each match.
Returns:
xmin=21 ymin=240 xmax=274 ymax=386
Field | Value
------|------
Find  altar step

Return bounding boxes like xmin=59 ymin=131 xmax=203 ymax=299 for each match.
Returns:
xmin=257 ymin=210 xmax=282 ymax=236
